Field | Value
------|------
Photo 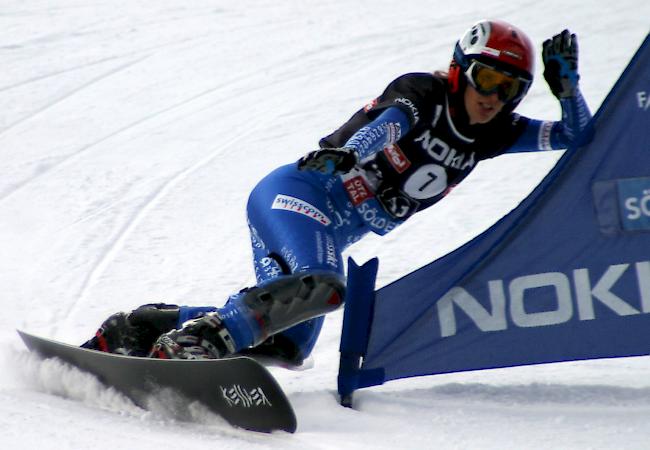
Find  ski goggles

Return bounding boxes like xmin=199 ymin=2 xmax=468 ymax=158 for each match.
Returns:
xmin=464 ymin=60 xmax=531 ymax=103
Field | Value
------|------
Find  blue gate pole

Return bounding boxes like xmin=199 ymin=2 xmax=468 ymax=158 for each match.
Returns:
xmin=338 ymin=257 xmax=378 ymax=407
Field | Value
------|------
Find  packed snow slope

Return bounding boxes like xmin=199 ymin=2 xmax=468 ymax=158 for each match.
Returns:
xmin=1 ymin=1 xmax=649 ymax=448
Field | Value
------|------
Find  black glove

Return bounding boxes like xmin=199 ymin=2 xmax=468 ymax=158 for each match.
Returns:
xmin=297 ymin=147 xmax=358 ymax=175
xmin=543 ymin=29 xmax=580 ymax=98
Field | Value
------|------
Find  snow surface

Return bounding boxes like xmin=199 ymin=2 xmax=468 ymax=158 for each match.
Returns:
xmin=1 ymin=1 xmax=650 ymax=448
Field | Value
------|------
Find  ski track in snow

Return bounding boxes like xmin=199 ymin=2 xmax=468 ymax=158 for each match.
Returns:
xmin=56 ymin=125 xmax=267 ymax=332
xmin=0 ymin=57 xmax=153 ymax=202
xmin=53 ymin=38 xmax=353 ymax=330
xmin=0 ymin=56 xmax=150 ymax=136
xmin=0 ymin=53 xmax=146 ymax=93
xmin=2 ymin=1 xmax=650 ymax=449
xmin=0 ymin=33 xmax=265 ymax=203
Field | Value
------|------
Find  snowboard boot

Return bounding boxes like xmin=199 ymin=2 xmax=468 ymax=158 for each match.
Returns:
xmin=234 ymin=271 xmax=345 ymax=347
xmin=81 ymin=303 xmax=180 ymax=356
xmin=150 ymin=312 xmax=236 ymax=359
xmin=150 ymin=272 xmax=344 ymax=361
xmin=238 ymin=334 xmax=304 ymax=366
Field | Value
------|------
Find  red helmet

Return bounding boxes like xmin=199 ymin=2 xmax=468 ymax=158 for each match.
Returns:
xmin=449 ymin=20 xmax=535 ymax=108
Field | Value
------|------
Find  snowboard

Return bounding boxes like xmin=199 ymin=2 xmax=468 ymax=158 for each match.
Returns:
xmin=17 ymin=330 xmax=297 ymax=433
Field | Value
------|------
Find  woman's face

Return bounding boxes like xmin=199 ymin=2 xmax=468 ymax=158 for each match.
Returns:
xmin=463 ymin=84 xmax=506 ymax=125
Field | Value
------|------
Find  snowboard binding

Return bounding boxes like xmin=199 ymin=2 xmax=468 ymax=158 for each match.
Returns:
xmin=149 ymin=312 xmax=236 ymax=359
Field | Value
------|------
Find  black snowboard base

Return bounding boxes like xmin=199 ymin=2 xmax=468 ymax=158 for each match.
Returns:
xmin=18 ymin=330 xmax=297 ymax=433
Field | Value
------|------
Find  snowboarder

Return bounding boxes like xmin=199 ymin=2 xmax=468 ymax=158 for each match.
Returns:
xmin=82 ymin=20 xmax=592 ymax=365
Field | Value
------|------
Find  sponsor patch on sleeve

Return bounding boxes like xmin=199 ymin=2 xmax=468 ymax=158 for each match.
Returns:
xmin=363 ymin=98 xmax=379 ymax=112
xmin=383 ymin=144 xmax=411 ymax=173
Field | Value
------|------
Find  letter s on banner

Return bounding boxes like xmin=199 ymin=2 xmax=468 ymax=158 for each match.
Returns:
xmin=618 ymin=178 xmax=650 ymax=231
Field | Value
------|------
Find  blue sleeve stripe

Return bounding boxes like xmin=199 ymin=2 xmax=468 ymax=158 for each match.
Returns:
xmin=507 ymin=119 xmax=569 ymax=153
xmin=344 ymin=107 xmax=411 ymax=159
xmin=537 ymin=120 xmax=554 ymax=151
xmin=507 ymin=88 xmax=592 ymax=154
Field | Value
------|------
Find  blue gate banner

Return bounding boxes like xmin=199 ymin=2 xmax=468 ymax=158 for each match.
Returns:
xmin=339 ymin=33 xmax=650 ymax=395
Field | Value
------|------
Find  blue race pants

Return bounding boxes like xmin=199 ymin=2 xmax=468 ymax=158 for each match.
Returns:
xmin=179 ymin=163 xmax=368 ymax=359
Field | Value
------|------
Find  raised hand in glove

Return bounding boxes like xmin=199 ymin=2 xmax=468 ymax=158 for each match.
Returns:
xmin=543 ymin=29 xmax=580 ymax=98
xmin=297 ymin=147 xmax=358 ymax=175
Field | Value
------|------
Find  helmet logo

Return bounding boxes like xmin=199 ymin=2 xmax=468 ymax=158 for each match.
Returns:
xmin=502 ymin=50 xmax=523 ymax=60
xmin=481 ymin=47 xmax=501 ymax=58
